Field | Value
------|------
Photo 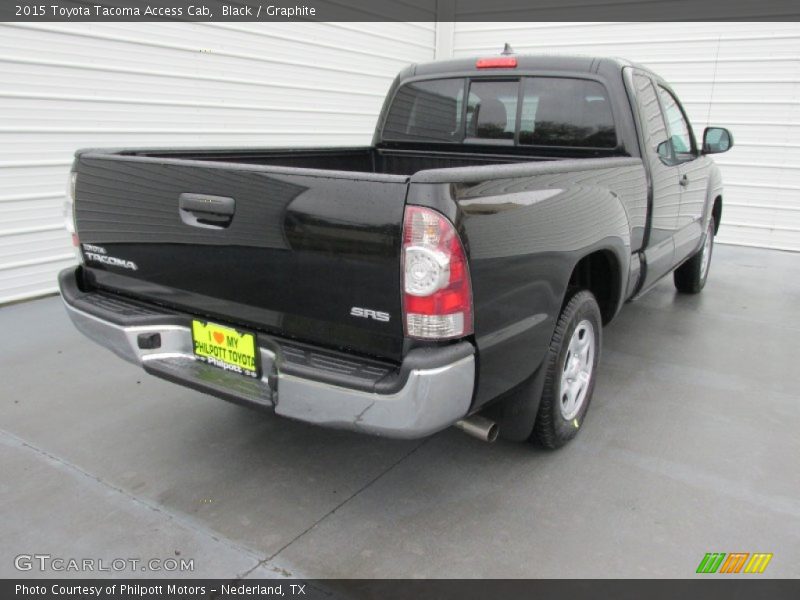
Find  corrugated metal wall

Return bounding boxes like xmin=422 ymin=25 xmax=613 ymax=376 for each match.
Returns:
xmin=444 ymin=22 xmax=800 ymax=252
xmin=0 ymin=22 xmax=436 ymax=303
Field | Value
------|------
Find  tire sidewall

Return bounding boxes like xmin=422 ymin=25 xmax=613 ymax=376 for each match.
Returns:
xmin=547 ymin=292 xmax=602 ymax=442
xmin=700 ymin=217 xmax=715 ymax=287
xmin=674 ymin=215 xmax=716 ymax=294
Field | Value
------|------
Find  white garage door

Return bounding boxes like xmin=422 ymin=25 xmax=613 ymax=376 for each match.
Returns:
xmin=444 ymin=22 xmax=800 ymax=252
xmin=3 ymin=21 xmax=797 ymax=304
xmin=0 ymin=22 xmax=436 ymax=304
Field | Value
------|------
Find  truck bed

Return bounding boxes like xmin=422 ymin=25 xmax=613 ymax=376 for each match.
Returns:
xmin=118 ymin=146 xmax=566 ymax=176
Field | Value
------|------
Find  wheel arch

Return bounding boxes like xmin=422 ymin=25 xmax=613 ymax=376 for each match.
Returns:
xmin=712 ymin=195 xmax=722 ymax=234
xmin=705 ymin=162 xmax=724 ymax=235
xmin=567 ymin=247 xmax=625 ymax=325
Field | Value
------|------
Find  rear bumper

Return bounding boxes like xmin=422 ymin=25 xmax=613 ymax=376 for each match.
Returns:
xmin=58 ymin=268 xmax=475 ymax=439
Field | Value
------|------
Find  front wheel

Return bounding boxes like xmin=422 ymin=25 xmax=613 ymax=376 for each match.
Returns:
xmin=532 ymin=290 xmax=602 ymax=449
xmin=674 ymin=216 xmax=715 ymax=294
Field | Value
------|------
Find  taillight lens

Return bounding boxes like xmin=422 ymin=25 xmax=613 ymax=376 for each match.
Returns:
xmin=402 ymin=206 xmax=473 ymax=340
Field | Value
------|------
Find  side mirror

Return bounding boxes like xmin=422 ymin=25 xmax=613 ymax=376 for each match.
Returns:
xmin=703 ymin=127 xmax=733 ymax=154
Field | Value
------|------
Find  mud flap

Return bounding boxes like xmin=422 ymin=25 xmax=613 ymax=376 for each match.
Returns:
xmin=482 ymin=363 xmax=547 ymax=442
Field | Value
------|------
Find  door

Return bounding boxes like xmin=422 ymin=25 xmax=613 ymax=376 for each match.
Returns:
xmin=656 ymin=84 xmax=711 ymax=263
xmin=630 ymin=70 xmax=682 ymax=289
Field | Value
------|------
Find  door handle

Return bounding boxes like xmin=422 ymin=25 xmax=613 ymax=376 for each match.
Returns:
xmin=178 ymin=193 xmax=235 ymax=229
xmin=679 ymin=174 xmax=689 ymax=187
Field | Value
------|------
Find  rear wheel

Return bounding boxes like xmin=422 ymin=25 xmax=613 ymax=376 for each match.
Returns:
xmin=531 ymin=290 xmax=602 ymax=449
xmin=674 ymin=216 xmax=715 ymax=294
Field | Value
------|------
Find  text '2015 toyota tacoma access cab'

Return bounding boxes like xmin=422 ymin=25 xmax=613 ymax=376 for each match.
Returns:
xmin=59 ymin=53 xmax=733 ymax=447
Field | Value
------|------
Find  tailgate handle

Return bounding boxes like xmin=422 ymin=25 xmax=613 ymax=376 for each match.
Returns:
xmin=179 ymin=193 xmax=235 ymax=229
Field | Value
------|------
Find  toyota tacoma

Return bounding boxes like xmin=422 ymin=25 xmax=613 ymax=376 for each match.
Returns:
xmin=59 ymin=53 xmax=733 ymax=447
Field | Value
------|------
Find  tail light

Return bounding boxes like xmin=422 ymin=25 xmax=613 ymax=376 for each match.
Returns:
xmin=402 ymin=205 xmax=473 ymax=340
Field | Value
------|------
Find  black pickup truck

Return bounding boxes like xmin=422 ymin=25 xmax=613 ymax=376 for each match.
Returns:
xmin=59 ymin=54 xmax=733 ymax=447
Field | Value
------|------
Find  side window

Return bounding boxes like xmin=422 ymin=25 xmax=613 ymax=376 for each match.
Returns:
xmin=632 ymin=73 xmax=671 ymax=163
xmin=657 ymin=86 xmax=695 ymax=162
xmin=465 ymin=80 xmax=519 ymax=141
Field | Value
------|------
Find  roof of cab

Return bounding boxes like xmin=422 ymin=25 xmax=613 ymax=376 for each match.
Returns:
xmin=407 ymin=53 xmax=652 ymax=79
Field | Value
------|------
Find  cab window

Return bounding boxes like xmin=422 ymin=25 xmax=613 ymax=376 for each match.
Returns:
xmin=382 ymin=78 xmax=465 ymax=142
xmin=382 ymin=75 xmax=618 ymax=150
xmin=519 ymin=78 xmax=616 ymax=148
xmin=465 ymin=80 xmax=519 ymax=142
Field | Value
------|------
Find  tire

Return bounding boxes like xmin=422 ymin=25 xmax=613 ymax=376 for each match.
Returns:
xmin=674 ymin=216 xmax=715 ymax=294
xmin=531 ymin=289 xmax=602 ymax=449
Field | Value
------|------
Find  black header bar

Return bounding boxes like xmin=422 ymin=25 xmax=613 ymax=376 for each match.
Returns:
xmin=4 ymin=579 xmax=800 ymax=600
xmin=2 ymin=0 xmax=800 ymax=22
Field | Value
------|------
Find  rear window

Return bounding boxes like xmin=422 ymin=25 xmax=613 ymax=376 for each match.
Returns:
xmin=382 ymin=78 xmax=464 ymax=142
xmin=466 ymin=80 xmax=519 ymax=141
xmin=382 ymin=76 xmax=617 ymax=149
xmin=519 ymin=78 xmax=616 ymax=148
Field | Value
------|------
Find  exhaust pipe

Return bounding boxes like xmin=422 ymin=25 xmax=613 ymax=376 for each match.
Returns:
xmin=455 ymin=415 xmax=499 ymax=443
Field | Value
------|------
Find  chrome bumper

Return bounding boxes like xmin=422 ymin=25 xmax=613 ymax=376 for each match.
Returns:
xmin=61 ymin=286 xmax=475 ymax=439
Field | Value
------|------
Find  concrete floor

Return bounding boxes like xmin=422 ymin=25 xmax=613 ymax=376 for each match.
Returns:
xmin=1 ymin=244 xmax=798 ymax=579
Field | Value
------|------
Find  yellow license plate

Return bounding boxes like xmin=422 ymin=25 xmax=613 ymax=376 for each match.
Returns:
xmin=191 ymin=320 xmax=258 ymax=378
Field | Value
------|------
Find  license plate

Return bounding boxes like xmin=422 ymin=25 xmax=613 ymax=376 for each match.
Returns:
xmin=191 ymin=320 xmax=259 ymax=378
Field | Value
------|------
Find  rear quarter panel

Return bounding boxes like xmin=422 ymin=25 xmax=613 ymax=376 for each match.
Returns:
xmin=410 ymin=158 xmax=647 ymax=407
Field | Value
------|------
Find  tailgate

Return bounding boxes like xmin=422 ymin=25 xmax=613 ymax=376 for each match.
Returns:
xmin=73 ymin=153 xmax=408 ymax=361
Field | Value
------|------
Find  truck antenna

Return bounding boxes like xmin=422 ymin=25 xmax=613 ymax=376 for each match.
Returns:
xmin=501 ymin=43 xmax=515 ymax=56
